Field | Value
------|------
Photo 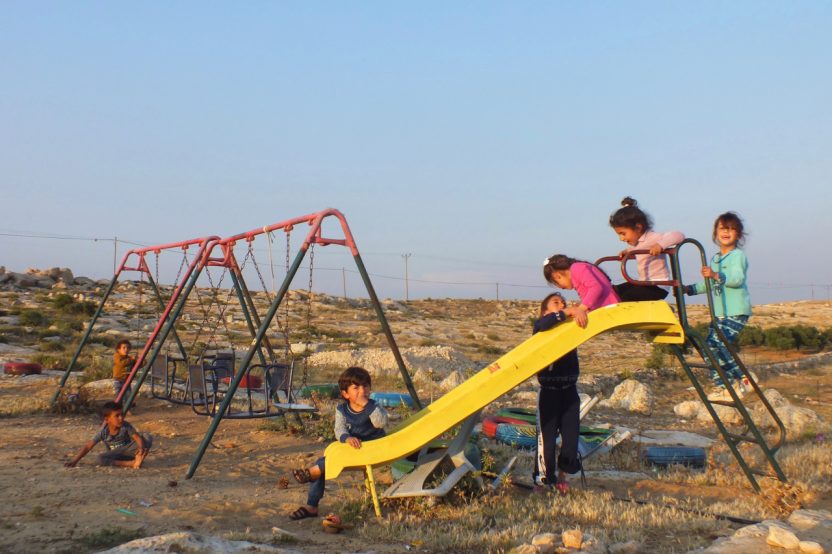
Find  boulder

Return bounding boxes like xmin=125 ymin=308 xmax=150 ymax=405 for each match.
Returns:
xmin=561 ymin=529 xmax=583 ymax=549
xmin=74 ymin=276 xmax=96 ymax=287
xmin=766 ymin=525 xmax=800 ymax=549
xmin=752 ymin=389 xmax=823 ymax=440
xmin=99 ymin=532 xmax=300 ymax=553
xmin=599 ymin=379 xmax=653 ymax=415
xmin=439 ymin=370 xmax=464 ymax=392
xmin=798 ymin=541 xmax=824 ymax=554
xmin=9 ymin=272 xmax=38 ymax=287
xmin=531 ymin=532 xmax=558 ymax=554
xmin=789 ymin=509 xmax=832 ymax=531
xmin=80 ymin=379 xmax=119 ymax=401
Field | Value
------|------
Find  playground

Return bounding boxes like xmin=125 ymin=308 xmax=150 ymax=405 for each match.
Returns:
xmin=1 ymin=210 xmax=832 ymax=552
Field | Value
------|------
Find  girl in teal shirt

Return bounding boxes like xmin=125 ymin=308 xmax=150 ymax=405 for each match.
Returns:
xmin=685 ymin=212 xmax=752 ymax=395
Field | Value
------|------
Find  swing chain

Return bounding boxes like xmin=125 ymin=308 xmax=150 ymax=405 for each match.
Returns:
xmin=301 ymin=244 xmax=314 ymax=390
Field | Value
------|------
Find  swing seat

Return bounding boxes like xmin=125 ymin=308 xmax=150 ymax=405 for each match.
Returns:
xmin=266 ymin=363 xmax=317 ymax=413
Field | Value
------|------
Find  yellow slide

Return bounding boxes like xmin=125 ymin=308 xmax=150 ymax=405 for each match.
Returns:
xmin=324 ymin=301 xmax=684 ymax=479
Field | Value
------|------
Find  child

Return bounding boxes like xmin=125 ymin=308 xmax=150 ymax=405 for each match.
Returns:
xmin=64 ymin=401 xmax=152 ymax=468
xmin=289 ymin=366 xmax=388 ymax=520
xmin=609 ymin=197 xmax=685 ymax=301
xmin=533 ymin=292 xmax=581 ymax=493
xmin=112 ymin=339 xmax=136 ymax=400
xmin=685 ymin=212 xmax=752 ymax=395
xmin=542 ymin=254 xmax=620 ymax=328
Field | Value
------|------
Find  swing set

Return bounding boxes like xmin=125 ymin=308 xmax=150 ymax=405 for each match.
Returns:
xmin=62 ymin=209 xmax=420 ymax=478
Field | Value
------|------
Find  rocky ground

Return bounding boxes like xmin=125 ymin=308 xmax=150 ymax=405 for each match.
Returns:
xmin=1 ymin=268 xmax=831 ymax=553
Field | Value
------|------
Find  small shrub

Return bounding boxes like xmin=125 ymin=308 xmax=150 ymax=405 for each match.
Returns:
xmin=486 ymin=333 xmax=500 ymax=341
xmin=644 ymin=344 xmax=668 ymax=369
xmin=738 ymin=325 xmax=765 ymax=347
xmin=19 ymin=309 xmax=50 ymax=327
xmin=42 ymin=341 xmax=65 ymax=352
xmin=765 ymin=327 xmax=796 ymax=350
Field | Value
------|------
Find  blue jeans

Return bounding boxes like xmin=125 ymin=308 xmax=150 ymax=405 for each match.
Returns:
xmin=113 ymin=379 xmax=132 ymax=400
xmin=306 ymin=457 xmax=327 ymax=508
xmin=706 ymin=315 xmax=749 ymax=386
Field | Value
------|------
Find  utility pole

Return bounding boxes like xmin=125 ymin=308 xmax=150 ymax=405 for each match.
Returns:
xmin=402 ymin=253 xmax=412 ymax=302
xmin=342 ymin=267 xmax=347 ymax=299
xmin=496 ymin=282 xmax=500 ymax=301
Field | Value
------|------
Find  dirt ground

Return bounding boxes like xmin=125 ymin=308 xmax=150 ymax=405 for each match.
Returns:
xmin=1 ymin=362 xmax=830 ymax=553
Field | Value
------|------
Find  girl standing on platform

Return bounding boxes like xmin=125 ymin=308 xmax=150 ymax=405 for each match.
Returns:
xmin=609 ymin=197 xmax=685 ymax=301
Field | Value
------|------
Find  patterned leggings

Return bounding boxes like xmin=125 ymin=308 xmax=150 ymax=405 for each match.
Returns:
xmin=706 ymin=315 xmax=749 ymax=386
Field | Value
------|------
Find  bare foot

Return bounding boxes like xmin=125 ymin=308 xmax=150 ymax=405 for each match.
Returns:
xmin=133 ymin=449 xmax=147 ymax=469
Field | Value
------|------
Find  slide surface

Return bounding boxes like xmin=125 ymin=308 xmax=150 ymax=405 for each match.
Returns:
xmin=324 ymin=301 xmax=684 ymax=478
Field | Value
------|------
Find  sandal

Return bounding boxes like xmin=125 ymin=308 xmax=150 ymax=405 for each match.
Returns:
xmin=289 ymin=506 xmax=318 ymax=520
xmin=292 ymin=468 xmax=312 ymax=484
xmin=555 ymin=480 xmax=570 ymax=495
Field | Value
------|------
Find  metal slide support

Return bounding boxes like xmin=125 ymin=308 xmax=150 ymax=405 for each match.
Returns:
xmin=50 ymin=274 xmax=120 ymax=404
xmin=667 ymin=240 xmax=787 ymax=487
xmin=186 ymin=247 xmax=308 ymax=479
xmin=353 ymin=253 xmax=423 ymax=410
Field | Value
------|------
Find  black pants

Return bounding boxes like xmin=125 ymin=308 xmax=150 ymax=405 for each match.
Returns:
xmin=534 ymin=385 xmax=580 ymax=484
xmin=614 ymin=282 xmax=668 ymax=302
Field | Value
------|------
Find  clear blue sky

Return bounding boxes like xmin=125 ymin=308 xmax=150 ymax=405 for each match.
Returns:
xmin=2 ymin=2 xmax=830 ymax=303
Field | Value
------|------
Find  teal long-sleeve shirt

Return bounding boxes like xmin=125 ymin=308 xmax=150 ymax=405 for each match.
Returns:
xmin=690 ymin=248 xmax=752 ymax=317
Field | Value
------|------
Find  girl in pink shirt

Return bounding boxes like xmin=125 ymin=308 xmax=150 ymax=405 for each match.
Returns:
xmin=543 ymin=255 xmax=620 ymax=328
xmin=609 ymin=197 xmax=685 ymax=301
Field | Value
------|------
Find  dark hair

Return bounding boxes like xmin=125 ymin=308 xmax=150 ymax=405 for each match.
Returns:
xmin=99 ymin=401 xmax=123 ymax=418
xmin=539 ymin=292 xmax=566 ymax=318
xmin=338 ymin=366 xmax=372 ymax=392
xmin=116 ymin=340 xmax=131 ymax=350
xmin=543 ymin=254 xmax=613 ymax=286
xmin=609 ymin=197 xmax=653 ymax=232
xmin=713 ymin=212 xmax=746 ymax=246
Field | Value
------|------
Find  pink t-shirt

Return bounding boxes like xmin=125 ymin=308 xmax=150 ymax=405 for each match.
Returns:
xmin=625 ymin=230 xmax=685 ymax=282
xmin=570 ymin=262 xmax=620 ymax=310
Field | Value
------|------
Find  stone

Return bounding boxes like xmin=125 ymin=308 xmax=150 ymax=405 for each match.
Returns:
xmin=608 ymin=540 xmax=643 ymax=554
xmin=673 ymin=400 xmax=701 ymax=419
xmin=799 ymin=541 xmax=824 ymax=554
xmin=99 ymin=531 xmax=300 ymax=553
xmin=439 ymin=370 xmax=464 ymax=392
xmin=512 ymin=391 xmax=537 ymax=403
xmin=9 ymin=272 xmax=38 ymax=287
xmin=531 ymin=532 xmax=558 ymax=554
xmin=753 ymin=389 xmax=823 ymax=440
xmin=599 ymin=379 xmax=653 ymax=415
xmin=789 ymin=509 xmax=832 ymax=531
xmin=80 ymin=379 xmax=119 ymax=401
xmin=74 ymin=276 xmax=96 ymax=287
xmin=561 ymin=528 xmax=583 ymax=549
xmin=766 ymin=525 xmax=800 ymax=549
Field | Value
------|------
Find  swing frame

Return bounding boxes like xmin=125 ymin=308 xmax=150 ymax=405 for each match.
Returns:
xmin=102 ymin=209 xmax=420 ymax=479
xmin=50 ymin=236 xmax=220 ymax=405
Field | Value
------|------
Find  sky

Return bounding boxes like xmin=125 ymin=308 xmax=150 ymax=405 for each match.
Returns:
xmin=2 ymin=2 xmax=831 ymax=303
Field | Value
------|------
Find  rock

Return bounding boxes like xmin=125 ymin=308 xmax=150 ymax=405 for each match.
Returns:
xmin=766 ymin=525 xmax=800 ymax=549
xmin=579 ymin=533 xmax=605 ymax=554
xmin=531 ymin=532 xmax=558 ymax=554
xmin=99 ymin=531 xmax=300 ymax=553
xmin=9 ymin=272 xmax=38 ymax=287
xmin=0 ymin=273 xmax=11 ymax=284
xmin=412 ymin=368 xmax=435 ymax=385
xmin=74 ymin=276 xmax=96 ymax=287
xmin=753 ymin=389 xmax=823 ymax=440
xmin=80 ymin=379 xmax=119 ymax=401
xmin=799 ymin=541 xmax=824 ymax=554
xmin=608 ymin=540 xmax=643 ymax=554
xmin=599 ymin=379 xmax=653 ymax=415
xmin=673 ymin=400 xmax=700 ymax=419
xmin=52 ymin=281 xmax=68 ymax=290
xmin=789 ymin=509 xmax=832 ymax=531
xmin=289 ymin=342 xmax=322 ymax=355
xmin=510 ymin=545 xmax=539 ymax=554
xmin=561 ymin=529 xmax=582 ymax=549
xmin=439 ymin=370 xmax=464 ymax=392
